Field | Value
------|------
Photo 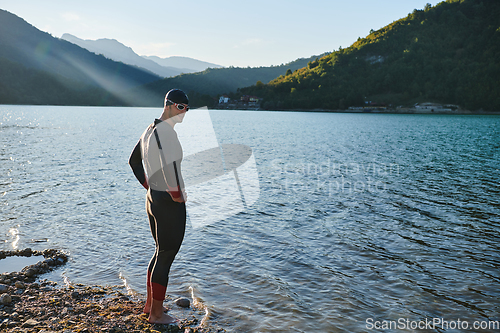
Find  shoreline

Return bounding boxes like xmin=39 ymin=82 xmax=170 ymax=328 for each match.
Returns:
xmin=2 ymin=103 xmax=499 ymax=115
xmin=0 ymin=249 xmax=226 ymax=333
xmin=213 ymin=106 xmax=500 ymax=115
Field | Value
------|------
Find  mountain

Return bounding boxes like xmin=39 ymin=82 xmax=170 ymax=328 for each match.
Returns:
xmin=240 ymin=0 xmax=500 ymax=112
xmin=0 ymin=56 xmax=124 ymax=105
xmin=61 ymin=34 xmax=223 ymax=77
xmin=128 ymin=53 xmax=329 ymax=107
xmin=61 ymin=34 xmax=185 ymax=77
xmin=0 ymin=9 xmax=160 ymax=105
xmin=143 ymin=55 xmax=223 ymax=73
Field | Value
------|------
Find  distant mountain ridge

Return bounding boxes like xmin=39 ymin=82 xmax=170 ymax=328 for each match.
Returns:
xmin=61 ymin=34 xmax=222 ymax=77
xmin=143 ymin=55 xmax=222 ymax=73
xmin=0 ymin=9 xmax=160 ymax=105
xmin=0 ymin=8 xmax=327 ymax=107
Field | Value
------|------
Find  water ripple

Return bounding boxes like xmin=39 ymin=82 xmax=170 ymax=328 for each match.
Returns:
xmin=1 ymin=107 xmax=499 ymax=332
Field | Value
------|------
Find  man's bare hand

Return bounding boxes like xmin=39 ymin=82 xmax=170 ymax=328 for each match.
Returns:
xmin=170 ymin=190 xmax=187 ymax=203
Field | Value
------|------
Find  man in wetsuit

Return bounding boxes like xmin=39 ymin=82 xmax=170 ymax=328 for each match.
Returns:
xmin=129 ymin=89 xmax=189 ymax=324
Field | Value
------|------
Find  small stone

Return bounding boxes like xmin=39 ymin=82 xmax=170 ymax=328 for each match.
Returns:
xmin=25 ymin=268 xmax=36 ymax=277
xmin=174 ymin=297 xmax=190 ymax=308
xmin=19 ymin=248 xmax=33 ymax=257
xmin=15 ymin=281 xmax=25 ymax=289
xmin=123 ymin=314 xmax=135 ymax=322
xmin=0 ymin=294 xmax=12 ymax=305
xmin=71 ymin=291 xmax=80 ymax=299
xmin=0 ymin=284 xmax=8 ymax=293
xmin=22 ymin=318 xmax=40 ymax=327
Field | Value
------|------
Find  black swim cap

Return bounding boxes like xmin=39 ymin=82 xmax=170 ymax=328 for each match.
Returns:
xmin=165 ymin=89 xmax=189 ymax=105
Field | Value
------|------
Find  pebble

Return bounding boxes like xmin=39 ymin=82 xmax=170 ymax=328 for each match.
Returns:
xmin=15 ymin=281 xmax=25 ymax=289
xmin=0 ymin=284 xmax=8 ymax=293
xmin=0 ymin=294 xmax=12 ymax=305
xmin=123 ymin=314 xmax=135 ymax=323
xmin=22 ymin=318 xmax=39 ymax=327
xmin=175 ymin=297 xmax=191 ymax=308
xmin=25 ymin=268 xmax=36 ymax=277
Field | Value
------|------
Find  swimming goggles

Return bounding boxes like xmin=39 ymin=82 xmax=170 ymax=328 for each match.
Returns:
xmin=166 ymin=99 xmax=189 ymax=112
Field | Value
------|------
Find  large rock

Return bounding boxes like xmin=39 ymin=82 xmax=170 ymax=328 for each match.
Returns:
xmin=174 ymin=297 xmax=190 ymax=308
xmin=24 ymin=268 xmax=37 ymax=277
xmin=0 ymin=284 xmax=8 ymax=293
xmin=0 ymin=293 xmax=12 ymax=305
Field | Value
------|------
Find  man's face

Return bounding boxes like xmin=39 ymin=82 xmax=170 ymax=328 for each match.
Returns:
xmin=167 ymin=104 xmax=187 ymax=123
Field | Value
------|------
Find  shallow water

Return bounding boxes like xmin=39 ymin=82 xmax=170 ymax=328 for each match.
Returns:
xmin=1 ymin=105 xmax=499 ymax=332
xmin=0 ymin=255 xmax=42 ymax=273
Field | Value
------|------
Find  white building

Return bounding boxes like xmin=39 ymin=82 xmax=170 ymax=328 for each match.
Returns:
xmin=219 ymin=95 xmax=230 ymax=104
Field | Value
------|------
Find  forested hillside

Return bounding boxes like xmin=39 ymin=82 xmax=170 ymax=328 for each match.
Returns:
xmin=129 ymin=54 xmax=328 ymax=107
xmin=0 ymin=57 xmax=123 ymax=105
xmin=241 ymin=0 xmax=500 ymax=111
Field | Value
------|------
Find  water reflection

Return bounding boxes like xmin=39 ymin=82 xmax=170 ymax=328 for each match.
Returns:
xmin=8 ymin=227 xmax=20 ymax=249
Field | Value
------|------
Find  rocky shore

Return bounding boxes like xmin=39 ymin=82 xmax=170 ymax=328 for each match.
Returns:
xmin=0 ymin=249 xmax=226 ymax=333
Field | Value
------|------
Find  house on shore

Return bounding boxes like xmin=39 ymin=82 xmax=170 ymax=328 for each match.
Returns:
xmin=219 ymin=95 xmax=230 ymax=104
xmin=414 ymin=103 xmax=456 ymax=112
xmin=240 ymin=95 xmax=261 ymax=106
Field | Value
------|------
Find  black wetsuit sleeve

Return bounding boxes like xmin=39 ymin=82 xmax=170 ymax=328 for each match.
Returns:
xmin=129 ymin=140 xmax=149 ymax=189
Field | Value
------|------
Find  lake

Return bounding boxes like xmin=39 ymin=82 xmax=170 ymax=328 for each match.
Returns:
xmin=1 ymin=105 xmax=499 ymax=332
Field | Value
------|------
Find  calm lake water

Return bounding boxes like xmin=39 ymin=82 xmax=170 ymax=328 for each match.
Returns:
xmin=1 ymin=105 xmax=499 ymax=332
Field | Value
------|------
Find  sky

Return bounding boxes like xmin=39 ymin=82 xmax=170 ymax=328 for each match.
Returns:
xmin=1 ymin=0 xmax=442 ymax=68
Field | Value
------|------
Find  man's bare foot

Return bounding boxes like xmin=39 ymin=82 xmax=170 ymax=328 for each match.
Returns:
xmin=148 ymin=312 xmax=178 ymax=325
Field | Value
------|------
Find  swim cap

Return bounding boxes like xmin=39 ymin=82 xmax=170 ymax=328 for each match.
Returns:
xmin=165 ymin=89 xmax=189 ymax=106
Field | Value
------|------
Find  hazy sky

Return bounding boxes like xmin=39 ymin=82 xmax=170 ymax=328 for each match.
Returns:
xmin=1 ymin=0 xmax=441 ymax=67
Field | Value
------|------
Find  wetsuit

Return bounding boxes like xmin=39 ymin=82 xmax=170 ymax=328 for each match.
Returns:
xmin=129 ymin=118 xmax=186 ymax=301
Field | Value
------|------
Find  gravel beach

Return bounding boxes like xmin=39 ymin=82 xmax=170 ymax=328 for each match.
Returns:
xmin=0 ymin=249 xmax=226 ymax=333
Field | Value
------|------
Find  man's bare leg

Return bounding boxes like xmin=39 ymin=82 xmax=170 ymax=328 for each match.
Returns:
xmin=144 ymin=287 xmax=168 ymax=314
xmin=143 ymin=272 xmax=167 ymax=314
xmin=143 ymin=282 xmax=153 ymax=313
xmin=148 ymin=299 xmax=178 ymax=324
